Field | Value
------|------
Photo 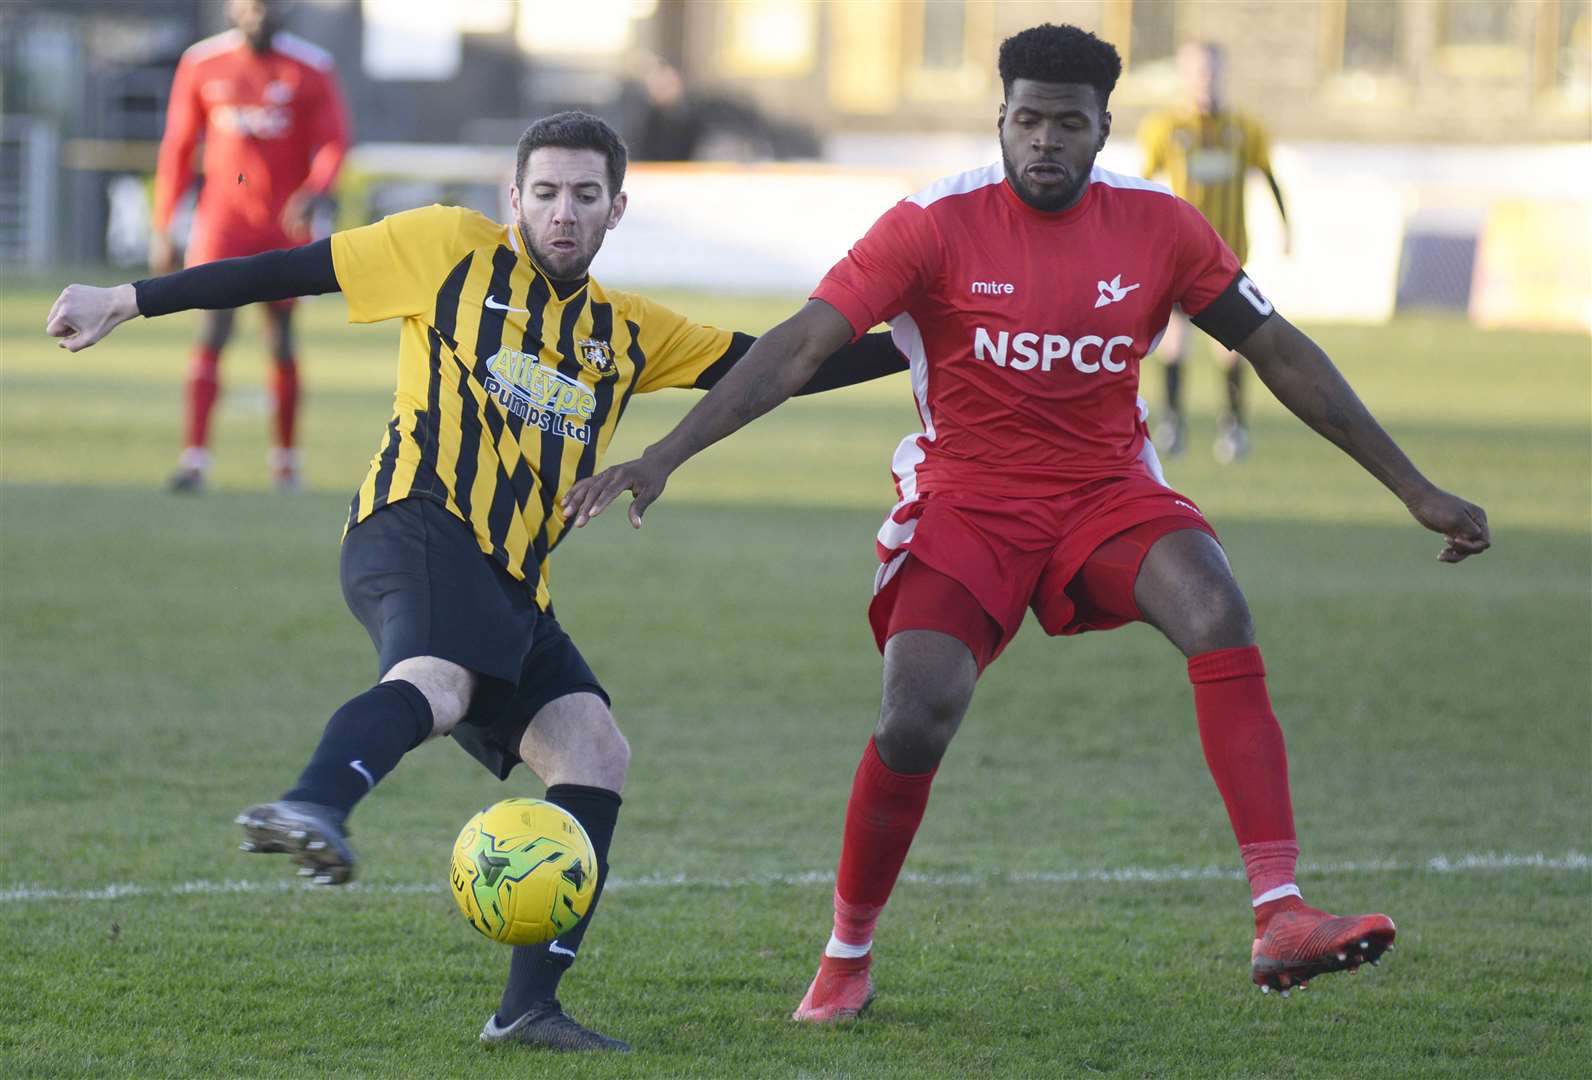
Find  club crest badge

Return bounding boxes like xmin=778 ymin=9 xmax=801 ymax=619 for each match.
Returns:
xmin=576 ymin=338 xmax=617 ymax=379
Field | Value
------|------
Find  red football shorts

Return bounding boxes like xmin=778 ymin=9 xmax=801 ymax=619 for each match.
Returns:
xmin=186 ymin=214 xmax=300 ymax=312
xmin=870 ymin=475 xmax=1218 ymax=671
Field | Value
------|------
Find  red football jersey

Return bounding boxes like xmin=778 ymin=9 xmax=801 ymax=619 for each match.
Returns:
xmin=153 ymin=29 xmax=350 ymax=260
xmin=814 ymin=163 xmax=1246 ymax=506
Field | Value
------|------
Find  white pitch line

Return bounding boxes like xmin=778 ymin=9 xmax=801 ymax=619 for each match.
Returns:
xmin=0 ymin=852 xmax=1584 ymax=906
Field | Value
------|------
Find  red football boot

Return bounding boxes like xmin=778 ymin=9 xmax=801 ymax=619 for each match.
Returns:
xmin=1251 ymin=901 xmax=1396 ymax=995
xmin=792 ymin=953 xmax=875 ymax=1022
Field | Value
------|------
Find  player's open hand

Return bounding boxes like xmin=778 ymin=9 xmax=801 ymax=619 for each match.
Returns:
xmin=46 ymin=283 xmax=140 ymax=353
xmin=561 ymin=453 xmax=672 ymax=529
xmin=1405 ymin=486 xmax=1490 ymax=563
xmin=148 ymin=233 xmax=178 ymax=276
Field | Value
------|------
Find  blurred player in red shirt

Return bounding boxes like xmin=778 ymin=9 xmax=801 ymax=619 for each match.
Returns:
xmin=565 ymin=24 xmax=1491 ymax=1017
xmin=1139 ymin=43 xmax=1291 ymax=463
xmin=152 ymin=0 xmax=350 ymax=492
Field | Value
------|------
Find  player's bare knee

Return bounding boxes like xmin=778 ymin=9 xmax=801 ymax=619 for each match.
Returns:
xmin=874 ymin=714 xmax=958 ymax=773
xmin=878 ymin=632 xmax=976 ymax=762
xmin=382 ymin=656 xmax=475 ymax=736
xmin=197 ymin=308 xmax=234 ymax=352
xmin=264 ymin=312 xmax=295 ymax=361
xmin=589 ymin=718 xmax=630 ymax=782
xmin=518 ymin=694 xmax=629 ymax=791
xmin=877 ymin=657 xmax=974 ymax=771
xmin=1176 ymin=582 xmax=1254 ymax=655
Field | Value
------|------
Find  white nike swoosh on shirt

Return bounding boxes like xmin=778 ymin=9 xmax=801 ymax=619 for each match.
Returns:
xmin=484 ymin=295 xmax=529 ymax=313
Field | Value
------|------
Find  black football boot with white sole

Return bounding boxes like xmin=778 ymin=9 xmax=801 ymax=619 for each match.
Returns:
xmin=236 ymin=800 xmax=356 ymax=885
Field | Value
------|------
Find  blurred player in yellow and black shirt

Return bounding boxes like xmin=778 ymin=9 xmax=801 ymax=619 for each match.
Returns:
xmin=46 ymin=110 xmax=905 ymax=1053
xmin=1139 ymin=42 xmax=1289 ymax=462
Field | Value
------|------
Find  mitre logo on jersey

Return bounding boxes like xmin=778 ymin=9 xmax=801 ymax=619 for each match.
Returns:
xmin=972 ymin=327 xmax=1137 ymax=374
xmin=483 ymin=346 xmax=596 ymax=444
xmin=575 ymin=338 xmax=617 ymax=379
xmin=1094 ymin=275 xmax=1140 ymax=308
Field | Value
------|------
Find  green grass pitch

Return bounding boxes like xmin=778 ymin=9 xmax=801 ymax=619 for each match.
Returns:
xmin=2 ymin=273 xmax=1588 ymax=1077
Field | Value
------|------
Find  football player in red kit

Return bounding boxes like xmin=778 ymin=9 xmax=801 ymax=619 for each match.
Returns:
xmin=563 ymin=24 xmax=1490 ymax=1016
xmin=151 ymin=0 xmax=350 ymax=491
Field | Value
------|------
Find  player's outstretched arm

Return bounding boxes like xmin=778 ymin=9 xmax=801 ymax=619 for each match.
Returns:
xmin=1238 ymin=314 xmax=1490 ymax=563
xmin=47 ymin=241 xmax=341 ymax=354
xmin=562 ymin=299 xmax=855 ymax=528
xmin=693 ymin=330 xmax=906 ymax=396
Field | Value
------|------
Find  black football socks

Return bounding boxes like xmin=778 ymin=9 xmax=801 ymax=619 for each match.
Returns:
xmin=281 ymin=680 xmax=434 ymax=819
xmin=497 ymin=784 xmax=622 ymax=1022
xmin=1164 ymin=362 xmax=1184 ymax=423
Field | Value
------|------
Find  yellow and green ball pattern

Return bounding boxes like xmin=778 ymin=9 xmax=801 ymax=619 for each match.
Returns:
xmin=448 ymin=798 xmax=598 ymax=947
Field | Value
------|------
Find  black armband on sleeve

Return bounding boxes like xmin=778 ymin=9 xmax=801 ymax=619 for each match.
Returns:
xmin=795 ymin=331 xmax=908 ymax=396
xmin=692 ymin=331 xmax=754 ymax=390
xmin=133 ymin=238 xmax=340 ymax=317
xmin=1189 ymin=270 xmax=1275 ymax=351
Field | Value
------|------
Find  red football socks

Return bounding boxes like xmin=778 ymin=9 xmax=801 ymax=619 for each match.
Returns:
xmin=183 ymin=346 xmax=222 ymax=451
xmin=828 ymin=738 xmax=937 ymax=953
xmin=1188 ymin=646 xmax=1301 ymax=915
xmin=270 ymin=360 xmax=300 ymax=450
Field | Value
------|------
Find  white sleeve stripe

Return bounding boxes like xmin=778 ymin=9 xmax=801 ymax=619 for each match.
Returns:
xmin=907 ymin=162 xmax=1005 ymax=208
xmin=271 ymin=32 xmax=336 ymax=71
xmin=1089 ymin=165 xmax=1174 ymax=197
xmin=182 ymin=29 xmax=244 ymax=63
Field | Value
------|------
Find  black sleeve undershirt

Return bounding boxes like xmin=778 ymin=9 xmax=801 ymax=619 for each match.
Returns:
xmin=133 ymin=246 xmax=914 ymax=393
xmin=694 ymin=330 xmax=908 ymax=396
xmin=133 ymin=239 xmax=340 ymax=317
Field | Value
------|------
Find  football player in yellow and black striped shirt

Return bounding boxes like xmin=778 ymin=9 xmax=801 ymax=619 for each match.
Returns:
xmin=46 ymin=110 xmax=906 ymax=1052
xmin=1139 ymin=42 xmax=1290 ymax=462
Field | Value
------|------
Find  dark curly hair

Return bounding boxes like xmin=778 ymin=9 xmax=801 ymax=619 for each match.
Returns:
xmin=997 ymin=24 xmax=1123 ymax=109
xmin=515 ymin=111 xmax=628 ymax=197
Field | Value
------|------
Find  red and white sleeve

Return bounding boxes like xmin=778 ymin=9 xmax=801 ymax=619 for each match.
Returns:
xmin=152 ymin=56 xmax=203 ymax=233
xmin=811 ymin=200 xmax=940 ymax=341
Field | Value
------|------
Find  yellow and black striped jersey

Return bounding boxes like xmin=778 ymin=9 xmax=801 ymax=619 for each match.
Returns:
xmin=1138 ymin=108 xmax=1276 ymax=264
xmin=330 ymin=204 xmax=732 ymax=609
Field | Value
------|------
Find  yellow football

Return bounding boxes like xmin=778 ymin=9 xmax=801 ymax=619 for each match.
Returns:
xmin=448 ymin=798 xmax=598 ymax=946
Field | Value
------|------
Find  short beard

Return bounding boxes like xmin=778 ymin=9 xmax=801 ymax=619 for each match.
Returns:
xmin=517 ymin=221 xmax=595 ymax=283
xmin=1000 ymin=144 xmax=1091 ymax=213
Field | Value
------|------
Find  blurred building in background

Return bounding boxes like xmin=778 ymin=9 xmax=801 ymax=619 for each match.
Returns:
xmin=2 ymin=0 xmax=1587 ymax=328
xmin=686 ymin=0 xmax=1589 ymax=143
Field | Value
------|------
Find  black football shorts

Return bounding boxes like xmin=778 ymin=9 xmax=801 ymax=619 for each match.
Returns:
xmin=339 ymin=497 xmax=609 ymax=779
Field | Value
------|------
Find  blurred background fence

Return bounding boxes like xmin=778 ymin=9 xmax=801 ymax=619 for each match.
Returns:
xmin=2 ymin=0 xmax=1587 ymax=328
